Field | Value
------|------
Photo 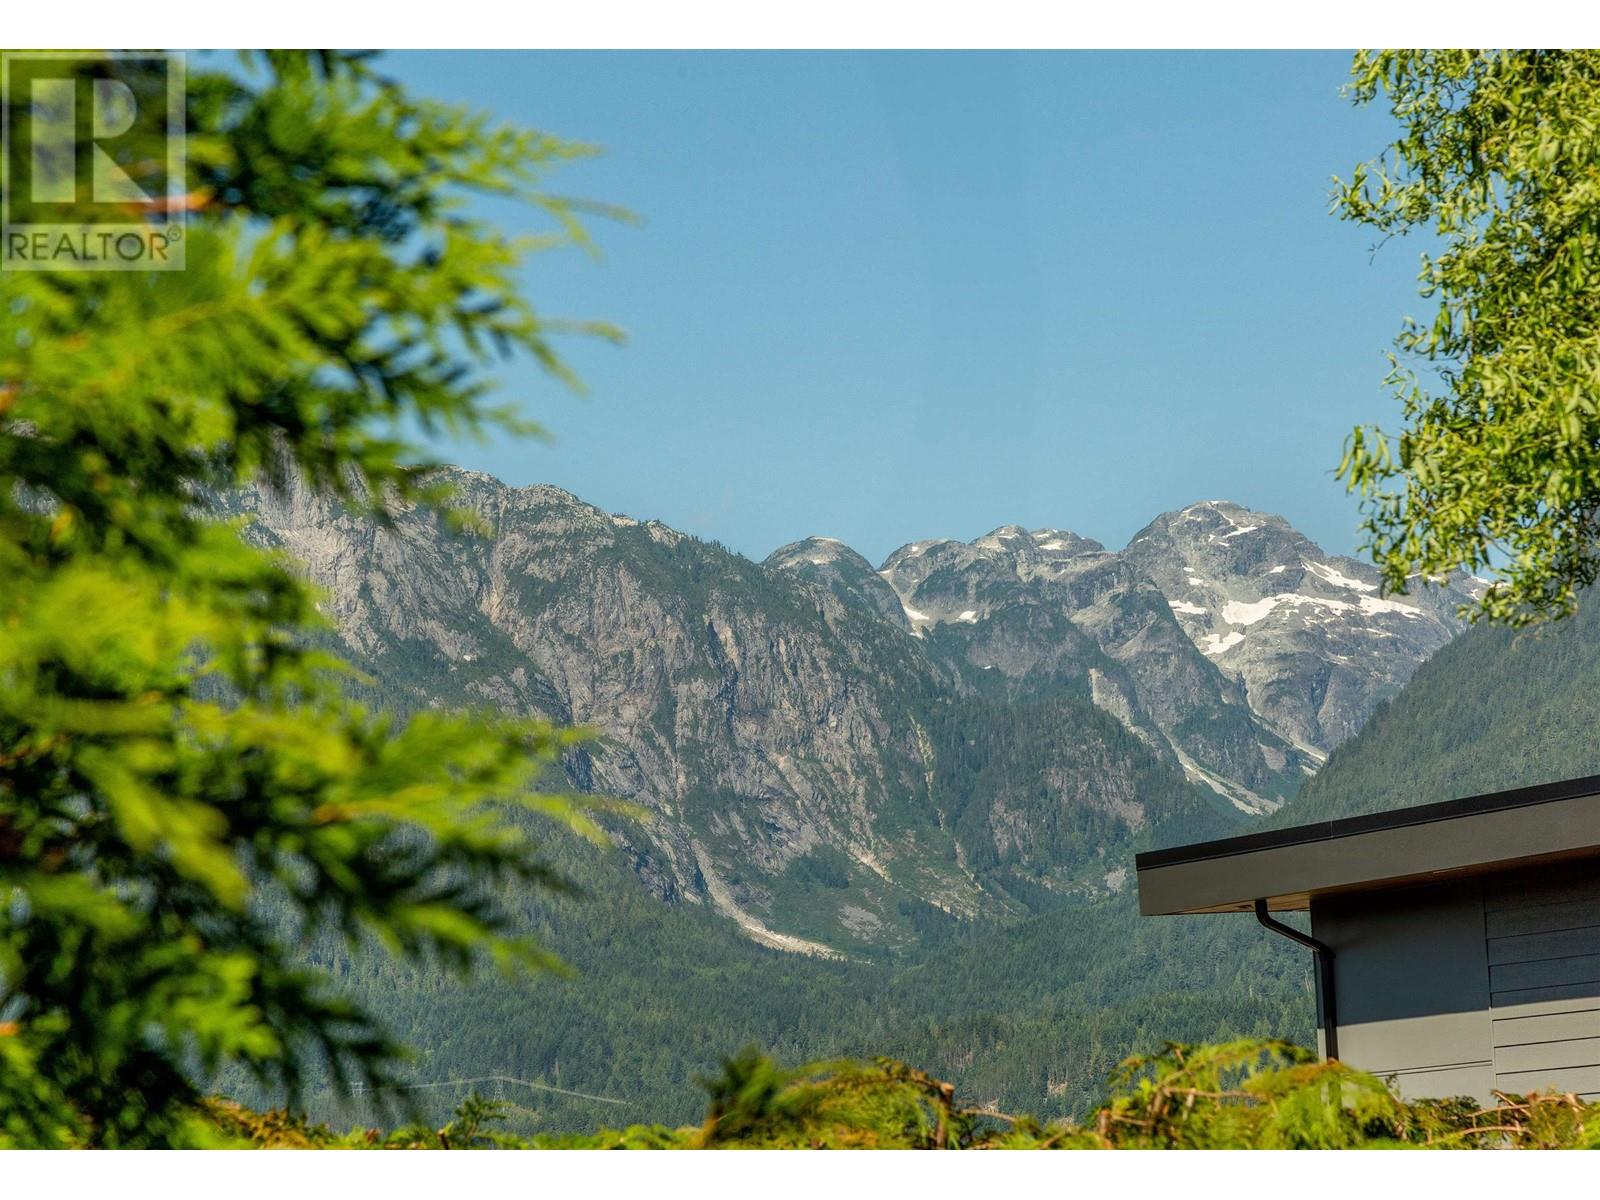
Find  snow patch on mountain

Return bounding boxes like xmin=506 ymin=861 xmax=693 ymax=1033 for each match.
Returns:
xmin=1305 ymin=560 xmax=1376 ymax=592
xmin=1201 ymin=630 xmax=1246 ymax=655
xmin=1358 ymin=594 xmax=1424 ymax=618
xmin=1222 ymin=597 xmax=1282 ymax=626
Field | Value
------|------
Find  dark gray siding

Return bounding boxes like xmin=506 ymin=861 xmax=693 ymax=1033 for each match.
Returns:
xmin=1485 ymin=863 xmax=1600 ymax=1100
xmin=1312 ymin=862 xmax=1600 ymax=1102
xmin=1312 ymin=881 xmax=1493 ymax=1101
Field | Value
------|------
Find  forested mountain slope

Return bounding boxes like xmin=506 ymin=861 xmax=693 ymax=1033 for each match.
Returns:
xmin=230 ymin=470 xmax=1470 ymax=951
xmin=210 ymin=469 xmax=1528 ymax=1133
xmin=1274 ymin=593 xmax=1600 ymax=826
xmin=230 ymin=470 xmax=1233 ymax=952
xmin=274 ymin=832 xmax=1311 ymax=1134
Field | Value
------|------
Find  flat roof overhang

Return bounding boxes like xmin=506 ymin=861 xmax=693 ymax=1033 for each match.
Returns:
xmin=1136 ymin=774 xmax=1600 ymax=915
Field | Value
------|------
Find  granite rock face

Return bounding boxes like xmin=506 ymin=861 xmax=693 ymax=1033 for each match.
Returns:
xmin=229 ymin=474 xmax=1471 ymax=951
xmin=1119 ymin=500 xmax=1481 ymax=757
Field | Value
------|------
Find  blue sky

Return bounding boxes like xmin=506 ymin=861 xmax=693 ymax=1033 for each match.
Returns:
xmin=387 ymin=51 xmax=1420 ymax=566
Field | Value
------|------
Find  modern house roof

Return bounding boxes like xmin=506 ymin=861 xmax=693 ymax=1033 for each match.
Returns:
xmin=1136 ymin=773 xmax=1600 ymax=916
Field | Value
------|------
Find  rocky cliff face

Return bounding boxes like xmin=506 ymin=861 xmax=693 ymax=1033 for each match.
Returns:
xmin=232 ymin=471 xmax=1227 ymax=953
xmin=1120 ymin=500 xmax=1481 ymax=757
xmin=229 ymin=473 xmax=1471 ymax=953
xmin=823 ymin=504 xmax=1478 ymax=810
xmin=870 ymin=526 xmax=1310 ymax=814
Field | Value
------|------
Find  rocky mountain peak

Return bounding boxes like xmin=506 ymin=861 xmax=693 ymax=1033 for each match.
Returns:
xmin=876 ymin=526 xmax=1114 ymax=627
xmin=1122 ymin=500 xmax=1481 ymax=754
xmin=780 ymin=498 xmax=1482 ymax=810
xmin=763 ymin=537 xmax=909 ymax=629
xmin=864 ymin=517 xmax=1315 ymax=815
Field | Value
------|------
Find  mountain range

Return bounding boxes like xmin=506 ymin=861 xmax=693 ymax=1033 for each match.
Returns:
xmin=214 ymin=466 xmax=1600 ymax=1132
xmin=229 ymin=471 xmax=1479 ymax=954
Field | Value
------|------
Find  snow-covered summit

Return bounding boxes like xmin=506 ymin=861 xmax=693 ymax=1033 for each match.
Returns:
xmin=1122 ymin=500 xmax=1480 ymax=752
xmin=768 ymin=500 xmax=1480 ymax=813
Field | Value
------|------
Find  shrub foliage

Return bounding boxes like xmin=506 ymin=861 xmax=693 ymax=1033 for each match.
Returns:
xmin=211 ymin=1040 xmax=1600 ymax=1150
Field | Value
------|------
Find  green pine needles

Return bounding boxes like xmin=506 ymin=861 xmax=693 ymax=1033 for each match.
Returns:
xmin=0 ymin=49 xmax=623 ymax=1147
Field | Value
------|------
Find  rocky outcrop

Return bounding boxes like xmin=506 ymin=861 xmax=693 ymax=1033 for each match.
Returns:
xmin=1121 ymin=500 xmax=1481 ymax=755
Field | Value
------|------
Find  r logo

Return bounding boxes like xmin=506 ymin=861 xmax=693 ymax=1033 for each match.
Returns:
xmin=1 ymin=52 xmax=187 ymax=271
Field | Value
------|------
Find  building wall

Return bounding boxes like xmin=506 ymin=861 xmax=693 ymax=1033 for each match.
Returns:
xmin=1483 ymin=862 xmax=1600 ymax=1099
xmin=1311 ymin=861 xmax=1600 ymax=1103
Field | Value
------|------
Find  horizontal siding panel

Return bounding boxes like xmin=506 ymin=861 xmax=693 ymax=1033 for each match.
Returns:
xmin=1381 ymin=1063 xmax=1492 ymax=1103
xmin=1486 ymin=926 xmax=1600 ymax=966
xmin=1493 ymin=1008 xmax=1600 ymax=1047
xmin=1494 ymin=1065 xmax=1600 ymax=1096
xmin=1373 ymin=1059 xmax=1493 ymax=1076
xmin=1492 ymin=980 xmax=1600 ymax=1009
xmin=1486 ymin=898 xmax=1600 ymax=939
xmin=1491 ymin=994 xmax=1600 ymax=1021
xmin=1490 ymin=954 xmax=1600 ymax=993
xmin=1494 ymin=1038 xmax=1600 ymax=1074
xmin=1485 ymin=865 xmax=1600 ymax=912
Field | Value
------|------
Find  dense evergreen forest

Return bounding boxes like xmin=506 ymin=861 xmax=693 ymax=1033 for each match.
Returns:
xmin=231 ymin=582 xmax=1600 ymax=1136
xmin=252 ymin=833 xmax=1311 ymax=1133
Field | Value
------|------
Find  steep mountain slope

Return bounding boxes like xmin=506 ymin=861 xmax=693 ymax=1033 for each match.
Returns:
xmin=231 ymin=470 xmax=1477 ymax=953
xmin=215 ymin=470 xmax=1526 ymax=1132
xmin=1121 ymin=500 xmax=1482 ymax=757
xmin=870 ymin=525 xmax=1311 ymax=813
xmin=1272 ymin=591 xmax=1600 ymax=827
xmin=832 ymin=502 xmax=1476 ymax=816
xmin=230 ymin=470 xmax=1227 ymax=952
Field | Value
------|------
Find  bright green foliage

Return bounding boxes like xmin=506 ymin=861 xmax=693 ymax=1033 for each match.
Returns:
xmin=1088 ymin=1039 xmax=1411 ymax=1148
xmin=1336 ymin=50 xmax=1600 ymax=625
xmin=0 ymin=50 xmax=620 ymax=1146
xmin=1073 ymin=1038 xmax=1600 ymax=1149
xmin=685 ymin=1048 xmax=967 ymax=1149
xmin=220 ymin=1050 xmax=978 ymax=1149
xmin=214 ymin=1039 xmax=1600 ymax=1149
